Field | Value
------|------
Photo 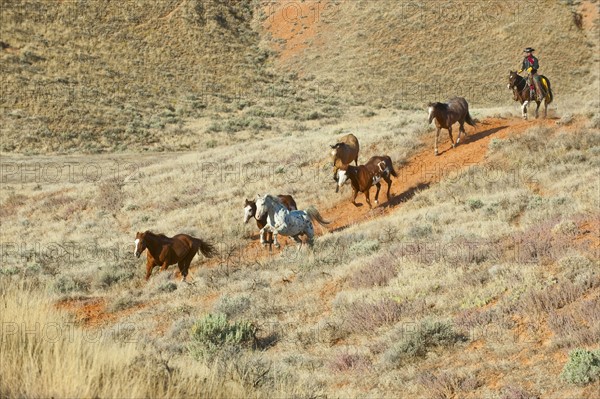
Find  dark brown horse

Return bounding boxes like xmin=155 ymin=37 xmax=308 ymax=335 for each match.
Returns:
xmin=244 ymin=195 xmax=297 ymax=243
xmin=508 ymin=71 xmax=553 ymax=120
xmin=134 ymin=231 xmax=217 ymax=281
xmin=428 ymin=97 xmax=476 ymax=156
xmin=337 ymin=156 xmax=397 ymax=208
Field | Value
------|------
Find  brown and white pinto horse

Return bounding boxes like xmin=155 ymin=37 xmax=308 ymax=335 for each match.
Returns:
xmin=337 ymin=156 xmax=397 ymax=208
xmin=134 ymin=231 xmax=217 ymax=281
xmin=244 ymin=195 xmax=298 ymax=244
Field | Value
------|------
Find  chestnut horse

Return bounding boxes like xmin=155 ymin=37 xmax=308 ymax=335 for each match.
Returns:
xmin=244 ymin=195 xmax=297 ymax=244
xmin=134 ymin=231 xmax=217 ymax=281
xmin=337 ymin=155 xmax=397 ymax=208
xmin=428 ymin=97 xmax=476 ymax=156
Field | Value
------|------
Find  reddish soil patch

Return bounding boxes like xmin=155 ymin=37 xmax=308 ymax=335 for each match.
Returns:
xmin=574 ymin=218 xmax=600 ymax=253
xmin=56 ymin=297 xmax=150 ymax=328
xmin=579 ymin=0 xmax=599 ymax=31
xmin=263 ymin=0 xmax=333 ymax=63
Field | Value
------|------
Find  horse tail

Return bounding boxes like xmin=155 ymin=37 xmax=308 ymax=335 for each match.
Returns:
xmin=389 ymin=163 xmax=398 ymax=178
xmin=196 ymin=238 xmax=218 ymax=258
xmin=542 ymin=76 xmax=553 ymax=105
xmin=465 ymin=111 xmax=476 ymax=127
xmin=305 ymin=206 xmax=331 ymax=226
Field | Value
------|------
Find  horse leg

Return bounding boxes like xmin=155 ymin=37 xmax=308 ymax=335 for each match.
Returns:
xmin=448 ymin=126 xmax=455 ymax=149
xmin=306 ymin=224 xmax=315 ymax=248
xmin=259 ymin=227 xmax=267 ymax=246
xmin=178 ymin=260 xmax=188 ymax=282
xmin=160 ymin=261 xmax=169 ymax=272
xmin=365 ymin=189 xmax=372 ymax=209
xmin=292 ymin=235 xmax=303 ymax=249
xmin=434 ymin=127 xmax=440 ymax=156
xmin=351 ymin=187 xmax=359 ymax=206
xmin=273 ymin=230 xmax=280 ymax=249
xmin=522 ymin=100 xmax=529 ymax=120
xmin=535 ymin=101 xmax=540 ymax=119
xmin=385 ymin=176 xmax=392 ymax=200
xmin=374 ymin=182 xmax=381 ymax=204
xmin=145 ymin=259 xmax=156 ymax=281
xmin=456 ymin=122 xmax=466 ymax=145
xmin=544 ymin=100 xmax=548 ymax=119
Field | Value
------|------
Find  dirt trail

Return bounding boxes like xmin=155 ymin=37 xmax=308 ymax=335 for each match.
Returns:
xmin=323 ymin=117 xmax=555 ymax=231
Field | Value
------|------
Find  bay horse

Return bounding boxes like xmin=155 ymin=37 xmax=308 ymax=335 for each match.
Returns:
xmin=337 ymin=155 xmax=397 ymax=208
xmin=428 ymin=97 xmax=476 ymax=156
xmin=134 ymin=231 xmax=217 ymax=281
xmin=244 ymin=194 xmax=298 ymax=244
xmin=254 ymin=194 xmax=331 ymax=249
xmin=508 ymin=71 xmax=553 ymax=120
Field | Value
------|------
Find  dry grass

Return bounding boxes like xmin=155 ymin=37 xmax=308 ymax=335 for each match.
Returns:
xmin=1 ymin=112 xmax=598 ymax=398
xmin=0 ymin=281 xmax=243 ymax=398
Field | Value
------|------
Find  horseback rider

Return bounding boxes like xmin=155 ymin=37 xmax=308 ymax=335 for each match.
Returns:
xmin=518 ymin=47 xmax=544 ymax=101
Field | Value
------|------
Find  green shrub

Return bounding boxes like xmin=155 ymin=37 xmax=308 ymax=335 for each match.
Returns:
xmin=189 ymin=313 xmax=256 ymax=360
xmin=560 ymin=348 xmax=600 ymax=385
xmin=468 ymin=199 xmax=484 ymax=211
xmin=53 ymin=274 xmax=89 ymax=294
xmin=407 ymin=224 xmax=433 ymax=239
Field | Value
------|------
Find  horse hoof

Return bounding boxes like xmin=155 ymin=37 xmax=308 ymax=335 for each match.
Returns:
xmin=434 ymin=151 xmax=439 ymax=156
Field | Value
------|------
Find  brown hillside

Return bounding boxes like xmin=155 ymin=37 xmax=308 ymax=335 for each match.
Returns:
xmin=264 ymin=0 xmax=597 ymax=106
xmin=1 ymin=0 xmax=598 ymax=154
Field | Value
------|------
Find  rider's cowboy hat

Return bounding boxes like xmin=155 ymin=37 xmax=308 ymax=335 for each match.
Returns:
xmin=523 ymin=47 xmax=535 ymax=52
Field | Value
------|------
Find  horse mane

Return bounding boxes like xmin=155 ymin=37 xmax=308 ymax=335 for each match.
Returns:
xmin=144 ymin=230 xmax=168 ymax=238
xmin=265 ymin=194 xmax=284 ymax=205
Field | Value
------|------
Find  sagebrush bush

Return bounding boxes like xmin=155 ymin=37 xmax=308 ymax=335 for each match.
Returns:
xmin=96 ymin=179 xmax=125 ymax=212
xmin=418 ymin=370 xmax=480 ymax=399
xmin=383 ymin=320 xmax=467 ymax=367
xmin=189 ymin=313 xmax=256 ymax=360
xmin=53 ymin=274 xmax=90 ymax=294
xmin=213 ymin=295 xmax=251 ymax=318
xmin=500 ymin=385 xmax=537 ymax=399
xmin=560 ymin=348 xmax=600 ymax=385
xmin=341 ymin=297 xmax=403 ymax=335
xmin=348 ymin=253 xmax=398 ymax=288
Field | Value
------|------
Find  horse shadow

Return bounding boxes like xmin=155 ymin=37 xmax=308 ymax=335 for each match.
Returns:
xmin=435 ymin=125 xmax=507 ymax=156
xmin=382 ymin=182 xmax=431 ymax=209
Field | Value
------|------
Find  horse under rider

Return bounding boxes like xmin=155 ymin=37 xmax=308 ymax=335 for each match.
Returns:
xmin=518 ymin=47 xmax=543 ymax=101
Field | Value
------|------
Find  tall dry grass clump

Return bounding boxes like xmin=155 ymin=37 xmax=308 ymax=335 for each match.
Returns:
xmin=0 ymin=280 xmax=242 ymax=398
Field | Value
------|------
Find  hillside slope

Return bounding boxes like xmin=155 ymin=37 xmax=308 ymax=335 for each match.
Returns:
xmin=1 ymin=0 xmax=267 ymax=152
xmin=264 ymin=0 xmax=598 ymax=106
xmin=1 ymin=0 xmax=598 ymax=154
